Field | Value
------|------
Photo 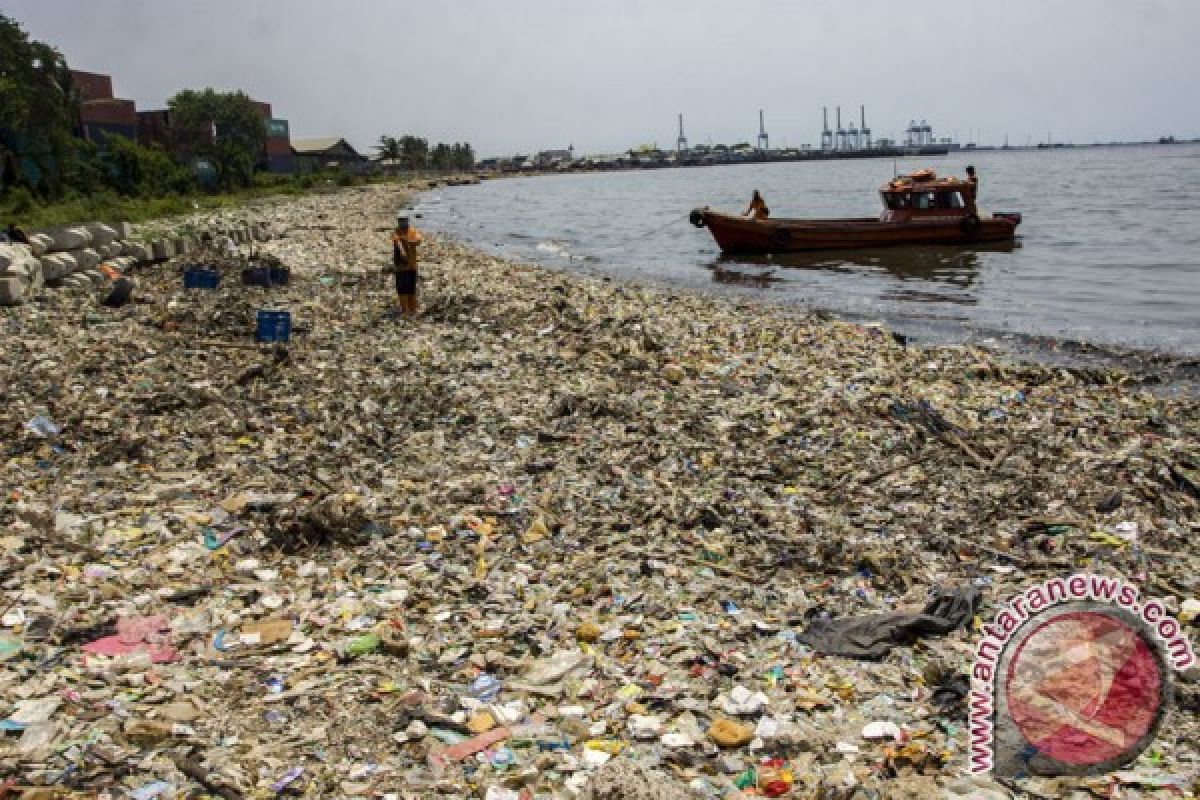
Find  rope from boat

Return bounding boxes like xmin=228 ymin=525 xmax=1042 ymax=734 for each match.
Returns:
xmin=589 ymin=213 xmax=690 ymax=255
xmin=627 ymin=212 xmax=690 ymax=242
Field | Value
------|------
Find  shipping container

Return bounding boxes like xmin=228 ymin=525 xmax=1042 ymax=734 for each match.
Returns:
xmin=71 ymin=70 xmax=114 ymax=102
xmin=82 ymin=122 xmax=137 ymax=142
xmin=137 ymin=110 xmax=173 ymax=149
xmin=266 ymin=136 xmax=292 ymax=156
xmin=266 ymin=154 xmax=295 ymax=174
xmin=81 ymin=98 xmax=138 ymax=127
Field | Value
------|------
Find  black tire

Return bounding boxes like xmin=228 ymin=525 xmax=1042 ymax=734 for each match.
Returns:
xmin=961 ymin=214 xmax=981 ymax=236
xmin=689 ymin=209 xmax=707 ymax=228
xmin=771 ymin=227 xmax=792 ymax=248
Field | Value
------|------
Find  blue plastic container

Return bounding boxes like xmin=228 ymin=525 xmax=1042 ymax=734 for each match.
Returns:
xmin=256 ymin=310 xmax=291 ymax=343
xmin=184 ymin=268 xmax=220 ymax=289
xmin=242 ymin=267 xmax=290 ymax=287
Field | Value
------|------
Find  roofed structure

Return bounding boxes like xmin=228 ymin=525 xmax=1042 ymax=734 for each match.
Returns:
xmin=291 ymin=137 xmax=365 ymax=172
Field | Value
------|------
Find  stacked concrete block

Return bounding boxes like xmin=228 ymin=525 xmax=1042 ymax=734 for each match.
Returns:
xmin=0 ymin=243 xmax=43 ymax=305
xmin=59 ymin=273 xmax=92 ymax=291
xmin=27 ymin=233 xmax=53 ymax=257
xmin=0 ymin=244 xmax=22 ymax=273
xmin=8 ymin=217 xmax=283 ymax=300
xmin=86 ymin=223 xmax=119 ymax=247
xmin=47 ymin=226 xmax=93 ymax=252
xmin=122 ymin=241 xmax=151 ymax=261
xmin=39 ymin=253 xmax=72 ymax=282
xmin=151 ymin=239 xmax=175 ymax=260
xmin=56 ymin=251 xmax=80 ymax=275
xmin=76 ymin=248 xmax=102 ymax=271
xmin=0 ymin=277 xmax=25 ymax=305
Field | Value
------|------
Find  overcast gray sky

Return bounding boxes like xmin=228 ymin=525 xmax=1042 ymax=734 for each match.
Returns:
xmin=9 ymin=0 xmax=1199 ymax=157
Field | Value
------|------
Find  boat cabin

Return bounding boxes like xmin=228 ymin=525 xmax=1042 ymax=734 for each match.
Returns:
xmin=878 ymin=169 xmax=976 ymax=222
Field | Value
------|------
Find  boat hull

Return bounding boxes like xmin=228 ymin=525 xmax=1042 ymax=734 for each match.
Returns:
xmin=692 ymin=209 xmax=1021 ymax=253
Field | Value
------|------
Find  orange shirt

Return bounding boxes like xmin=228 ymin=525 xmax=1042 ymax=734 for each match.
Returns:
xmin=392 ymin=228 xmax=422 ymax=269
xmin=392 ymin=228 xmax=422 ymax=246
xmin=746 ymin=196 xmax=769 ymax=220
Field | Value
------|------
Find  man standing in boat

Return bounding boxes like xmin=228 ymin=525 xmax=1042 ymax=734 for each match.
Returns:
xmin=744 ymin=190 xmax=769 ymax=220
xmin=965 ymin=166 xmax=979 ymax=211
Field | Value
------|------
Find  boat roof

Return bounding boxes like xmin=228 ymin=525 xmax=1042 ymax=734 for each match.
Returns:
xmin=879 ymin=169 xmax=972 ymax=192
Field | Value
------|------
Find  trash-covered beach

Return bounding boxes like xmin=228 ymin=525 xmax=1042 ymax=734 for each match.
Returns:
xmin=1 ymin=184 xmax=1197 ymax=798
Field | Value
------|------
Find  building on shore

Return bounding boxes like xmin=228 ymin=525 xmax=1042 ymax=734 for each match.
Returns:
xmin=291 ymin=138 xmax=366 ymax=173
xmin=535 ymin=147 xmax=574 ymax=169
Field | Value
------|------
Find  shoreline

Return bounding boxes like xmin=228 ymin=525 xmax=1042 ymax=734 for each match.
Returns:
xmin=1 ymin=184 xmax=1196 ymax=797
xmin=425 ymin=223 xmax=1200 ymax=398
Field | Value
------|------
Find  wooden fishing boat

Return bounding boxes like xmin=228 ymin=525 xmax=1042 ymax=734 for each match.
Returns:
xmin=690 ymin=169 xmax=1021 ymax=253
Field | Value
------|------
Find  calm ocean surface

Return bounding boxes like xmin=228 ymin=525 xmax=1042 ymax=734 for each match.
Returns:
xmin=417 ymin=145 xmax=1200 ymax=358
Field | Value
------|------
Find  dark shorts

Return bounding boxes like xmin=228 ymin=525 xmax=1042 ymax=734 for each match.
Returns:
xmin=394 ymin=270 xmax=417 ymax=295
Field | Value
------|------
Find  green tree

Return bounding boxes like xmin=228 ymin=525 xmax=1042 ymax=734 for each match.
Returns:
xmin=452 ymin=142 xmax=475 ymax=171
xmin=398 ymin=135 xmax=428 ymax=170
xmin=375 ymin=134 xmax=401 ymax=162
xmin=167 ymin=88 xmax=266 ymax=191
xmin=100 ymin=133 xmax=193 ymax=197
xmin=0 ymin=13 xmax=77 ymax=198
xmin=429 ymin=142 xmax=453 ymax=171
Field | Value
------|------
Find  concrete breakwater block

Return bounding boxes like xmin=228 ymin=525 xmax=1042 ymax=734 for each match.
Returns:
xmin=47 ymin=226 xmax=92 ymax=252
xmin=0 ymin=245 xmax=42 ymax=289
xmin=151 ymin=240 xmax=175 ymax=260
xmin=76 ymin=248 xmax=101 ymax=270
xmin=55 ymin=251 xmax=80 ymax=275
xmin=27 ymin=233 xmax=53 ymax=257
xmin=60 ymin=273 xmax=93 ymax=290
xmin=121 ymin=241 xmax=151 ymax=261
xmin=113 ymin=221 xmax=133 ymax=239
xmin=79 ymin=269 xmax=108 ymax=287
xmin=0 ymin=243 xmax=31 ymax=271
xmin=86 ymin=223 xmax=119 ymax=247
xmin=0 ymin=276 xmax=28 ymax=306
xmin=39 ymin=255 xmax=67 ymax=282
xmin=4 ymin=260 xmax=44 ymax=291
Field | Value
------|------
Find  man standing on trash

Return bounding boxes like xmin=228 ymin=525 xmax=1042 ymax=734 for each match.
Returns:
xmin=390 ymin=212 xmax=422 ymax=316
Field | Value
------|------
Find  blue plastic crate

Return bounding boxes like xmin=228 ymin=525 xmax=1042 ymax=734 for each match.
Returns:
xmin=184 ymin=268 xmax=220 ymax=289
xmin=242 ymin=266 xmax=290 ymax=287
xmin=256 ymin=310 xmax=291 ymax=343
